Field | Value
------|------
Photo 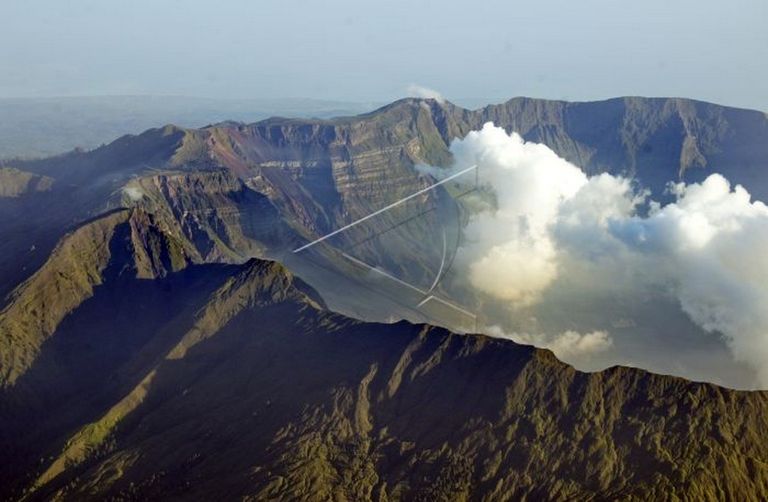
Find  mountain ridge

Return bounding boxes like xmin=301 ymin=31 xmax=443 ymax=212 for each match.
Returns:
xmin=2 ymin=95 xmax=767 ymax=387
xmin=2 ymin=254 xmax=767 ymax=500
xmin=2 ymin=94 xmax=768 ymax=499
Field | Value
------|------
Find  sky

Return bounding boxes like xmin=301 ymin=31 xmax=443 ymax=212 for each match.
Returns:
xmin=1 ymin=0 xmax=766 ymax=110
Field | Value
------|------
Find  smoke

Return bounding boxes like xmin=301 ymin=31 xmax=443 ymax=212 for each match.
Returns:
xmin=123 ymin=186 xmax=144 ymax=201
xmin=407 ymin=84 xmax=445 ymax=103
xmin=426 ymin=122 xmax=768 ymax=387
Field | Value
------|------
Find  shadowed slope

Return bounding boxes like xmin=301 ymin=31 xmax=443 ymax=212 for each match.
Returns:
xmin=1 ymin=97 xmax=768 ymax=500
xmin=7 ymin=258 xmax=766 ymax=501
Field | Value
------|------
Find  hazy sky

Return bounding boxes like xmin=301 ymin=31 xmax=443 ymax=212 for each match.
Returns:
xmin=1 ymin=0 xmax=766 ymax=109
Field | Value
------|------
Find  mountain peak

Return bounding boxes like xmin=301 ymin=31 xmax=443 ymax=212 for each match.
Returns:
xmin=229 ymin=257 xmax=327 ymax=310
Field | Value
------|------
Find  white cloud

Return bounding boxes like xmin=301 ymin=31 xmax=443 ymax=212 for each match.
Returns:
xmin=407 ymin=84 xmax=445 ymax=103
xmin=548 ymin=330 xmax=614 ymax=359
xmin=611 ymin=174 xmax=768 ymax=385
xmin=447 ymin=122 xmax=625 ymax=307
xmin=487 ymin=325 xmax=613 ymax=362
xmin=423 ymin=122 xmax=768 ymax=387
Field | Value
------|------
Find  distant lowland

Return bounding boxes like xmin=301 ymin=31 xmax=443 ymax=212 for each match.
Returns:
xmin=0 ymin=96 xmax=382 ymax=159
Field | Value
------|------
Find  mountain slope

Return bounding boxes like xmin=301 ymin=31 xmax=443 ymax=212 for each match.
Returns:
xmin=2 ymin=96 xmax=768 ymax=499
xmin=0 ymin=229 xmax=768 ymax=500
xmin=203 ymin=96 xmax=768 ymax=214
xmin=0 ymin=167 xmax=53 ymax=197
xmin=13 ymin=96 xmax=768 ymax=247
xmin=2 ymin=257 xmax=765 ymax=501
xmin=6 ymin=96 xmax=765 ymax=296
xmin=2 ymin=96 xmax=766 ymax=388
xmin=0 ymin=208 xmax=191 ymax=387
xmin=474 ymin=97 xmax=768 ymax=197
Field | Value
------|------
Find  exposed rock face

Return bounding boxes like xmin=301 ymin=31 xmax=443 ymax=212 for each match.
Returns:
xmin=1 ymin=97 xmax=768 ymax=500
xmin=124 ymin=170 xmax=290 ymax=263
xmin=472 ymin=97 xmax=768 ymax=195
xmin=13 ymin=96 xmax=768 ymax=253
xmin=3 ymin=96 xmax=766 ymax=373
xmin=202 ymin=97 xmax=768 ymax=221
xmin=1 ymin=257 xmax=766 ymax=501
xmin=2 ymin=96 xmax=766 ymax=385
